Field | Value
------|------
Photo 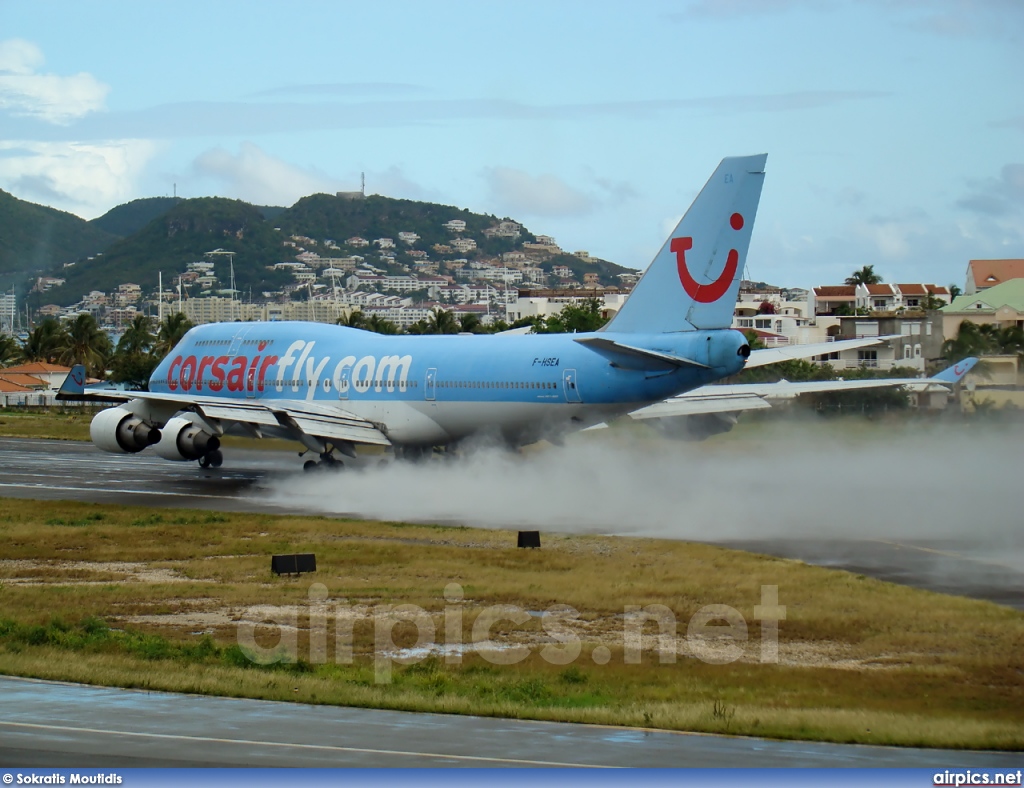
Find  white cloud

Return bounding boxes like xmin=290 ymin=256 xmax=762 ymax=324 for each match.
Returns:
xmin=0 ymin=39 xmax=109 ymax=124
xmin=192 ymin=142 xmax=346 ymax=206
xmin=482 ymin=167 xmax=596 ymax=218
xmin=0 ymin=139 xmax=158 ymax=218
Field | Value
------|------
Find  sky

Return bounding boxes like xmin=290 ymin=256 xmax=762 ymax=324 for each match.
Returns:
xmin=0 ymin=0 xmax=1021 ymax=291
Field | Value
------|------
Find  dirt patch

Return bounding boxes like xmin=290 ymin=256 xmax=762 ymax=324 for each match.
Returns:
xmin=121 ymin=599 xmax=897 ymax=671
xmin=0 ymin=559 xmax=193 ymax=585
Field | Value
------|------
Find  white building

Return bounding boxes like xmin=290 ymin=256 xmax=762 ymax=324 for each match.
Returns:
xmin=451 ymin=237 xmax=477 ymax=253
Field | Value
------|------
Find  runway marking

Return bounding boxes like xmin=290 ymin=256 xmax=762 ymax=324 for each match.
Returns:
xmin=870 ymin=539 xmax=1024 ymax=575
xmin=0 ymin=482 xmax=239 ymax=500
xmin=0 ymin=720 xmax=612 ymax=768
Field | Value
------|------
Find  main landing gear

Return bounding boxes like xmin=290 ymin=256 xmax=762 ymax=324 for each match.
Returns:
xmin=302 ymin=451 xmax=344 ymax=473
xmin=197 ymin=449 xmax=223 ymax=469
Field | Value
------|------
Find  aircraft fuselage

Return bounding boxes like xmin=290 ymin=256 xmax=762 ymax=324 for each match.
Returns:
xmin=150 ymin=321 xmax=748 ymax=447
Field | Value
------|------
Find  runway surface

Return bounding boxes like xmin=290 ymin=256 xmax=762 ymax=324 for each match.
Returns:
xmin=1 ymin=437 xmax=1021 ymax=609
xmin=0 ymin=676 xmax=1020 ymax=768
xmin=1 ymin=437 xmax=1022 ymax=766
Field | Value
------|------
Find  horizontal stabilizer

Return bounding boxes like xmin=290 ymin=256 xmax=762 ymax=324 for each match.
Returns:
xmin=574 ymin=336 xmax=709 ymax=371
xmin=745 ymin=336 xmax=898 ymax=368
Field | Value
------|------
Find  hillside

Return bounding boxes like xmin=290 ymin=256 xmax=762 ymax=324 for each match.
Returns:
xmin=27 ymin=192 xmax=634 ymax=307
xmin=89 ymin=197 xmax=286 ymax=238
xmin=275 ymin=194 xmax=527 ymax=257
xmin=273 ymin=193 xmax=633 ymax=283
xmin=45 ymin=197 xmax=291 ymax=305
xmin=0 ymin=189 xmax=119 ymax=289
xmin=89 ymin=197 xmax=183 ymax=237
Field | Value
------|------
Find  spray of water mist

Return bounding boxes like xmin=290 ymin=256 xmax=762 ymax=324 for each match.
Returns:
xmin=261 ymin=417 xmax=1022 ymax=549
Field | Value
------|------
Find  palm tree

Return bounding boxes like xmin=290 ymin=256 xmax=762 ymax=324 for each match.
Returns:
xmin=58 ymin=313 xmax=112 ymax=377
xmin=426 ymin=307 xmax=460 ymax=335
xmin=109 ymin=314 xmax=158 ymax=389
xmin=337 ymin=310 xmax=368 ymax=329
xmin=948 ymin=284 xmax=963 ymax=300
xmin=153 ymin=312 xmax=194 ymax=360
xmin=0 ymin=333 xmax=20 ymax=367
xmin=21 ymin=318 xmax=67 ymax=364
xmin=458 ymin=313 xmax=484 ymax=334
xmin=845 ymin=265 xmax=882 ymax=286
xmin=365 ymin=314 xmax=400 ymax=335
xmin=942 ymin=321 xmax=1024 ymax=363
xmin=116 ymin=314 xmax=154 ymax=356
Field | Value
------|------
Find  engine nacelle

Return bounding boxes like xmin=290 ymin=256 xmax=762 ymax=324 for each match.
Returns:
xmin=91 ymin=406 xmax=162 ymax=454
xmin=154 ymin=416 xmax=221 ymax=461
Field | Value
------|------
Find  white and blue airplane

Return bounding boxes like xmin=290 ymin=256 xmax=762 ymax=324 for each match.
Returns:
xmin=60 ymin=154 xmax=883 ymax=470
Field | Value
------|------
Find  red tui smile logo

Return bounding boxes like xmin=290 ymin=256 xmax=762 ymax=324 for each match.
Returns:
xmin=674 ymin=212 xmax=744 ymax=303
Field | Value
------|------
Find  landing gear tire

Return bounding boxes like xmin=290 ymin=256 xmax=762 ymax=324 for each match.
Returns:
xmin=303 ymin=454 xmax=344 ymax=472
xmin=198 ymin=449 xmax=223 ymax=469
xmin=399 ymin=446 xmax=427 ymax=463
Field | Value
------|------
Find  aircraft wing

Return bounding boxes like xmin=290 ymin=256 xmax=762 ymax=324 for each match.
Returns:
xmin=57 ymin=368 xmax=391 ymax=447
xmin=745 ymin=336 xmax=897 ymax=368
xmin=627 ymin=357 xmax=978 ymax=420
xmin=628 ymin=390 xmax=772 ymax=420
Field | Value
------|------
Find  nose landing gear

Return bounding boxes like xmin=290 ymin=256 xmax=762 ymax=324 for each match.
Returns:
xmin=198 ymin=449 xmax=223 ymax=469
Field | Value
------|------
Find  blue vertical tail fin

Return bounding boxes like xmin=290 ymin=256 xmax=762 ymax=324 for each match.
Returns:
xmin=603 ymin=154 xmax=767 ymax=334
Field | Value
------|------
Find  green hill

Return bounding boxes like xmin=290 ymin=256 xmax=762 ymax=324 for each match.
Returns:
xmin=275 ymin=193 xmax=528 ymax=257
xmin=89 ymin=197 xmax=286 ymax=238
xmin=89 ymin=197 xmax=183 ymax=237
xmin=0 ymin=189 xmax=119 ymax=290
xmin=27 ymin=192 xmax=634 ymax=307
xmin=44 ymin=197 xmax=292 ymax=305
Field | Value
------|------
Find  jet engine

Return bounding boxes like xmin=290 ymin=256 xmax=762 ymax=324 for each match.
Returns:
xmin=154 ymin=416 xmax=221 ymax=461
xmin=90 ymin=406 xmax=162 ymax=454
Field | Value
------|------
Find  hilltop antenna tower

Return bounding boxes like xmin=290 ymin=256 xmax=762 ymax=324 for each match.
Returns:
xmin=361 ymin=172 xmax=365 ymax=196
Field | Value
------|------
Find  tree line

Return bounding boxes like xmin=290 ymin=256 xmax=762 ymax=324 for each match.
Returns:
xmin=0 ymin=299 xmax=611 ymax=390
xmin=0 ymin=313 xmax=194 ymax=389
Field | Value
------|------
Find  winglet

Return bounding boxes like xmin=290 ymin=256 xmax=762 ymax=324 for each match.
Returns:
xmin=931 ymin=357 xmax=978 ymax=384
xmin=56 ymin=364 xmax=87 ymax=400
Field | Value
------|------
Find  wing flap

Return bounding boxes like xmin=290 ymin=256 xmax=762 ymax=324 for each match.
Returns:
xmin=285 ymin=412 xmax=391 ymax=446
xmin=630 ymin=392 xmax=771 ymax=419
xmin=194 ymin=401 xmax=391 ymax=446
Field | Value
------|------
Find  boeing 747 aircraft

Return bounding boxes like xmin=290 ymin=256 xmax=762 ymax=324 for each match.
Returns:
xmin=59 ymin=154 xmax=884 ymax=470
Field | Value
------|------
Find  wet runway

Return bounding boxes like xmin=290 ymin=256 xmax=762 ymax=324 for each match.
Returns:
xmin=0 ymin=676 xmax=1020 ymax=768
xmin=1 ymin=437 xmax=1022 ymax=766
xmin=1 ymin=437 xmax=1021 ymax=609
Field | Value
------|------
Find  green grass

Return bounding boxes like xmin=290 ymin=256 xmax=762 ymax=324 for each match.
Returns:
xmin=0 ymin=497 xmax=1022 ymax=749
